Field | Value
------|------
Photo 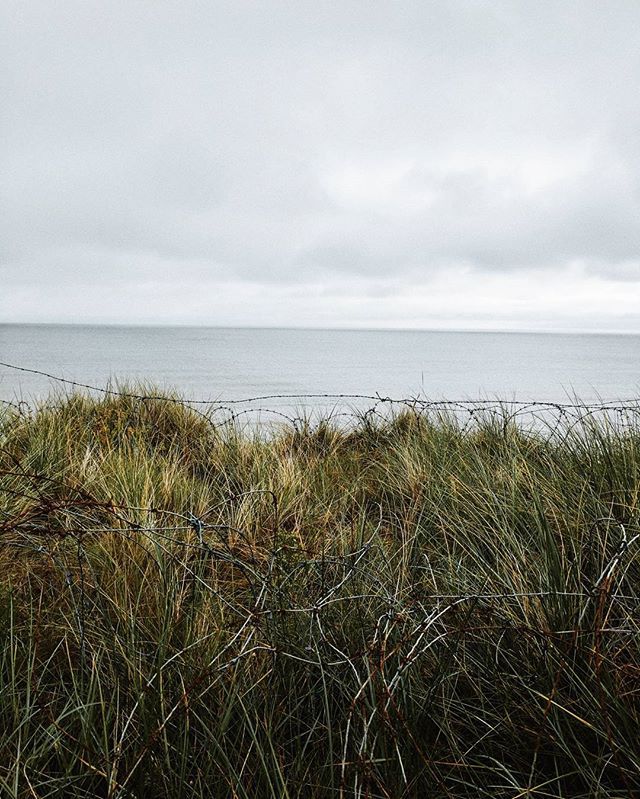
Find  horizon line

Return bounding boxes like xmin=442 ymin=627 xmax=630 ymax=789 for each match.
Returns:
xmin=2 ymin=321 xmax=640 ymax=337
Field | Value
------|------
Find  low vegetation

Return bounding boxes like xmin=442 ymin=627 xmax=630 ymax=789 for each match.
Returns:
xmin=1 ymin=390 xmax=639 ymax=797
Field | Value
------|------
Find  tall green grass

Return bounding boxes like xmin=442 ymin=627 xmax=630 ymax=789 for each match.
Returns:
xmin=0 ymin=391 xmax=639 ymax=797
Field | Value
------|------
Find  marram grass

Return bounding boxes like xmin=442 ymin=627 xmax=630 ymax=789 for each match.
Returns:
xmin=0 ymin=390 xmax=639 ymax=798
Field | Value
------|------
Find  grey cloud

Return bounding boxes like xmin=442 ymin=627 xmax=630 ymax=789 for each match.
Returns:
xmin=2 ymin=1 xmax=640 ymax=326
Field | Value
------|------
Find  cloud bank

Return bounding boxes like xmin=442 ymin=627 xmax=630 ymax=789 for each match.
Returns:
xmin=2 ymin=1 xmax=640 ymax=330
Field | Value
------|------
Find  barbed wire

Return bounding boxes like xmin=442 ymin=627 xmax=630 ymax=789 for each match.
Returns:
xmin=2 ymin=465 xmax=638 ymax=629
xmin=2 ymin=359 xmax=640 ymax=440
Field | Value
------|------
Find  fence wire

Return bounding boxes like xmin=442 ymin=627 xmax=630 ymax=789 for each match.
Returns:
xmin=2 ymin=358 xmax=640 ymax=432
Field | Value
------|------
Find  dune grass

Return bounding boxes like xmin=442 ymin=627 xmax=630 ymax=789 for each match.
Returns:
xmin=0 ymin=390 xmax=639 ymax=797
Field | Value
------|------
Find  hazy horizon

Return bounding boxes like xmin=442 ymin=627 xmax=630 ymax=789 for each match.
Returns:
xmin=4 ymin=321 xmax=640 ymax=337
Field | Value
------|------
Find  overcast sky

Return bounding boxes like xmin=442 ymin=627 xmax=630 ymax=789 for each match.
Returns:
xmin=2 ymin=1 xmax=640 ymax=331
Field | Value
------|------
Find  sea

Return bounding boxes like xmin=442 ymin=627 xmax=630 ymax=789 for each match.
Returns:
xmin=1 ymin=325 xmax=639 ymax=415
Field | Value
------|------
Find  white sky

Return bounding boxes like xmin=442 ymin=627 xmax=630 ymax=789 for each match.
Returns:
xmin=2 ymin=0 xmax=640 ymax=331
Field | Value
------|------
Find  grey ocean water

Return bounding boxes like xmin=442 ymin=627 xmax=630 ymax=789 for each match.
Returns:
xmin=1 ymin=324 xmax=639 ymax=409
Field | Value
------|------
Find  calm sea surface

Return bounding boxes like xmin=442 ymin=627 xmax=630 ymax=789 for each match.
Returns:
xmin=1 ymin=325 xmax=639 ymax=410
